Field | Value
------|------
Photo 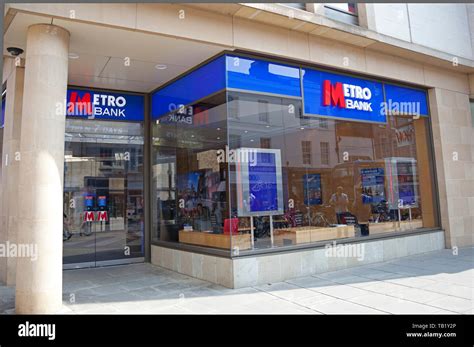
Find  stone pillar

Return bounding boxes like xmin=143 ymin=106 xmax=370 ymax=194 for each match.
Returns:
xmin=15 ymin=24 xmax=69 ymax=314
xmin=0 ymin=61 xmax=25 ymax=286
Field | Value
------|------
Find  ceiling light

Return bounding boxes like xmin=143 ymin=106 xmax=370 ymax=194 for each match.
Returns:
xmin=217 ymin=128 xmax=221 ymax=131
xmin=68 ymin=53 xmax=80 ymax=59
xmin=155 ymin=64 xmax=167 ymax=70
xmin=265 ymin=125 xmax=270 ymax=128
xmin=217 ymin=137 xmax=221 ymax=140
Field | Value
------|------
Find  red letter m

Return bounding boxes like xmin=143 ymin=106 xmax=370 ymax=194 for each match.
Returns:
xmin=84 ymin=211 xmax=95 ymax=222
xmin=97 ymin=211 xmax=108 ymax=222
xmin=69 ymin=92 xmax=92 ymax=115
xmin=322 ymin=80 xmax=345 ymax=107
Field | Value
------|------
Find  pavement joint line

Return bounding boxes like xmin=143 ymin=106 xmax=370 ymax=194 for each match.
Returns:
xmin=260 ymin=280 xmax=391 ymax=315
xmin=281 ymin=280 xmax=392 ymax=314
xmin=252 ymin=285 xmax=327 ymax=314
xmin=328 ymin=272 xmax=467 ymax=313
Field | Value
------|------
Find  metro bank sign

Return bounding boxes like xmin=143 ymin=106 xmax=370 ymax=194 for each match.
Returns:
xmin=303 ymin=69 xmax=385 ymax=123
xmin=66 ymin=88 xmax=145 ymax=122
xmin=322 ymin=80 xmax=373 ymax=112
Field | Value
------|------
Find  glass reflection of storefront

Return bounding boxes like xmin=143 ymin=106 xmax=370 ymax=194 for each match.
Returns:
xmin=150 ymin=52 xmax=439 ymax=257
xmin=63 ymin=88 xmax=145 ymax=268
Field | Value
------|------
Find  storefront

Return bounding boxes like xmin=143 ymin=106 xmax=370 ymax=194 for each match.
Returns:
xmin=62 ymin=88 xmax=146 ymax=268
xmin=150 ymin=52 xmax=438 ymax=257
xmin=61 ymin=51 xmax=442 ymax=279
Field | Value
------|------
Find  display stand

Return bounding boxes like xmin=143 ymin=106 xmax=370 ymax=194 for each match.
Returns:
xmin=398 ymin=205 xmax=413 ymax=222
xmin=269 ymin=215 xmax=274 ymax=247
xmin=250 ymin=216 xmax=254 ymax=249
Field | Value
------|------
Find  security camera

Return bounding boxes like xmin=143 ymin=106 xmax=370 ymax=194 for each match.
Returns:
xmin=7 ymin=47 xmax=24 ymax=57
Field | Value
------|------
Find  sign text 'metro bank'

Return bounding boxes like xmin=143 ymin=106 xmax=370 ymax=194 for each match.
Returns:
xmin=66 ymin=88 xmax=145 ymax=122
xmin=322 ymin=80 xmax=373 ymax=112
xmin=303 ymin=69 xmax=385 ymax=123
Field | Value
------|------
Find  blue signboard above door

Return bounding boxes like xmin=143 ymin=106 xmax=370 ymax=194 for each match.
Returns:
xmin=66 ymin=88 xmax=144 ymax=122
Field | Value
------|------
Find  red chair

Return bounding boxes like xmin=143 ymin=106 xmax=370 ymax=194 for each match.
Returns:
xmin=223 ymin=218 xmax=239 ymax=235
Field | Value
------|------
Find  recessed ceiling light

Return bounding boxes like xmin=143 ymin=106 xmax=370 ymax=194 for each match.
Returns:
xmin=68 ymin=53 xmax=79 ymax=59
xmin=217 ymin=128 xmax=221 ymax=131
xmin=244 ymin=130 xmax=248 ymax=133
xmin=191 ymin=135 xmax=195 ymax=138
xmin=250 ymin=139 xmax=254 ymax=142
xmin=217 ymin=137 xmax=221 ymax=140
xmin=155 ymin=64 xmax=167 ymax=70
xmin=300 ymin=127 xmax=305 ymax=130
xmin=265 ymin=125 xmax=270 ymax=128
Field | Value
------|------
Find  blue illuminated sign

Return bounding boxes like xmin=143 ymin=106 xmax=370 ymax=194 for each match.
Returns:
xmin=302 ymin=68 xmax=386 ymax=123
xmin=151 ymin=56 xmax=226 ymax=120
xmin=66 ymin=89 xmax=144 ymax=122
xmin=226 ymin=55 xmax=301 ymax=97
xmin=384 ymin=84 xmax=428 ymax=116
xmin=150 ymin=52 xmax=429 ymax=124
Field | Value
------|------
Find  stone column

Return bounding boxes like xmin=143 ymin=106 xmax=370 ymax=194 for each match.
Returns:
xmin=0 ymin=61 xmax=25 ymax=286
xmin=15 ymin=24 xmax=70 ymax=314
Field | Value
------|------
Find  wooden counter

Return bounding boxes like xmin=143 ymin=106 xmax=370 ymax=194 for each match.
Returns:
xmin=274 ymin=225 xmax=355 ymax=246
xmin=179 ymin=230 xmax=252 ymax=250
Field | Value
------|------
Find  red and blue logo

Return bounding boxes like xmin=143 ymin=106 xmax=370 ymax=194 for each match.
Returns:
xmin=303 ymin=69 xmax=385 ymax=123
xmin=66 ymin=89 xmax=144 ymax=122
xmin=322 ymin=80 xmax=373 ymax=112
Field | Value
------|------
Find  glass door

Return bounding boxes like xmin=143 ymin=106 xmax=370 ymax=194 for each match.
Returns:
xmin=63 ymin=154 xmax=98 ymax=267
xmin=63 ymin=119 xmax=145 ymax=268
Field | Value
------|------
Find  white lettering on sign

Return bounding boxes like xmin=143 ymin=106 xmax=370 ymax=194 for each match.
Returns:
xmin=93 ymin=94 xmax=127 ymax=107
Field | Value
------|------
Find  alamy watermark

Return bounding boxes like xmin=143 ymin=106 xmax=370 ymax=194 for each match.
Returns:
xmin=380 ymin=99 xmax=421 ymax=118
xmin=325 ymin=241 xmax=365 ymax=261
xmin=0 ymin=241 xmax=38 ymax=261
xmin=216 ymin=145 xmax=257 ymax=166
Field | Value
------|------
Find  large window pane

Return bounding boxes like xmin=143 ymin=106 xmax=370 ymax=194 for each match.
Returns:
xmin=227 ymin=91 xmax=438 ymax=252
xmin=151 ymin=92 xmax=231 ymax=253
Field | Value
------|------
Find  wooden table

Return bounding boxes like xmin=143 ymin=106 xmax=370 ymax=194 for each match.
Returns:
xmin=369 ymin=219 xmax=423 ymax=235
xmin=178 ymin=230 xmax=252 ymax=250
xmin=274 ymin=225 xmax=355 ymax=246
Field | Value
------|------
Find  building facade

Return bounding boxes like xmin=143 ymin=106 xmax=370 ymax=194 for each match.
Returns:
xmin=1 ymin=3 xmax=473 ymax=313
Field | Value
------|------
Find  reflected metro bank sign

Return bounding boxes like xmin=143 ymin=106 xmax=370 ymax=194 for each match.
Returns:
xmin=66 ymin=88 xmax=144 ymax=121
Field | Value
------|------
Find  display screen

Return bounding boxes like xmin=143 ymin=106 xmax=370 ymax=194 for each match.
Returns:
xmin=248 ymin=152 xmax=279 ymax=213
xmin=236 ymin=148 xmax=283 ymax=216
xmin=361 ymin=168 xmax=385 ymax=204
xmin=303 ymin=174 xmax=322 ymax=205
xmin=98 ymin=195 xmax=107 ymax=207
xmin=84 ymin=195 xmax=94 ymax=208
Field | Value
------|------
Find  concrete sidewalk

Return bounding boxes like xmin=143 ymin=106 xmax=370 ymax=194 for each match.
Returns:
xmin=1 ymin=247 xmax=473 ymax=314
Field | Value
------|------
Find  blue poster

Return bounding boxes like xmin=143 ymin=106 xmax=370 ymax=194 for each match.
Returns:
xmin=67 ymin=88 xmax=144 ymax=121
xmin=361 ymin=168 xmax=385 ymax=204
xmin=248 ymin=152 xmax=279 ymax=213
xmin=303 ymin=174 xmax=322 ymax=205
xmin=302 ymin=68 xmax=386 ymax=123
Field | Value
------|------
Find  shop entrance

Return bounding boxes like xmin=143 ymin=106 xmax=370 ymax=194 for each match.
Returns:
xmin=63 ymin=119 xmax=145 ymax=268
